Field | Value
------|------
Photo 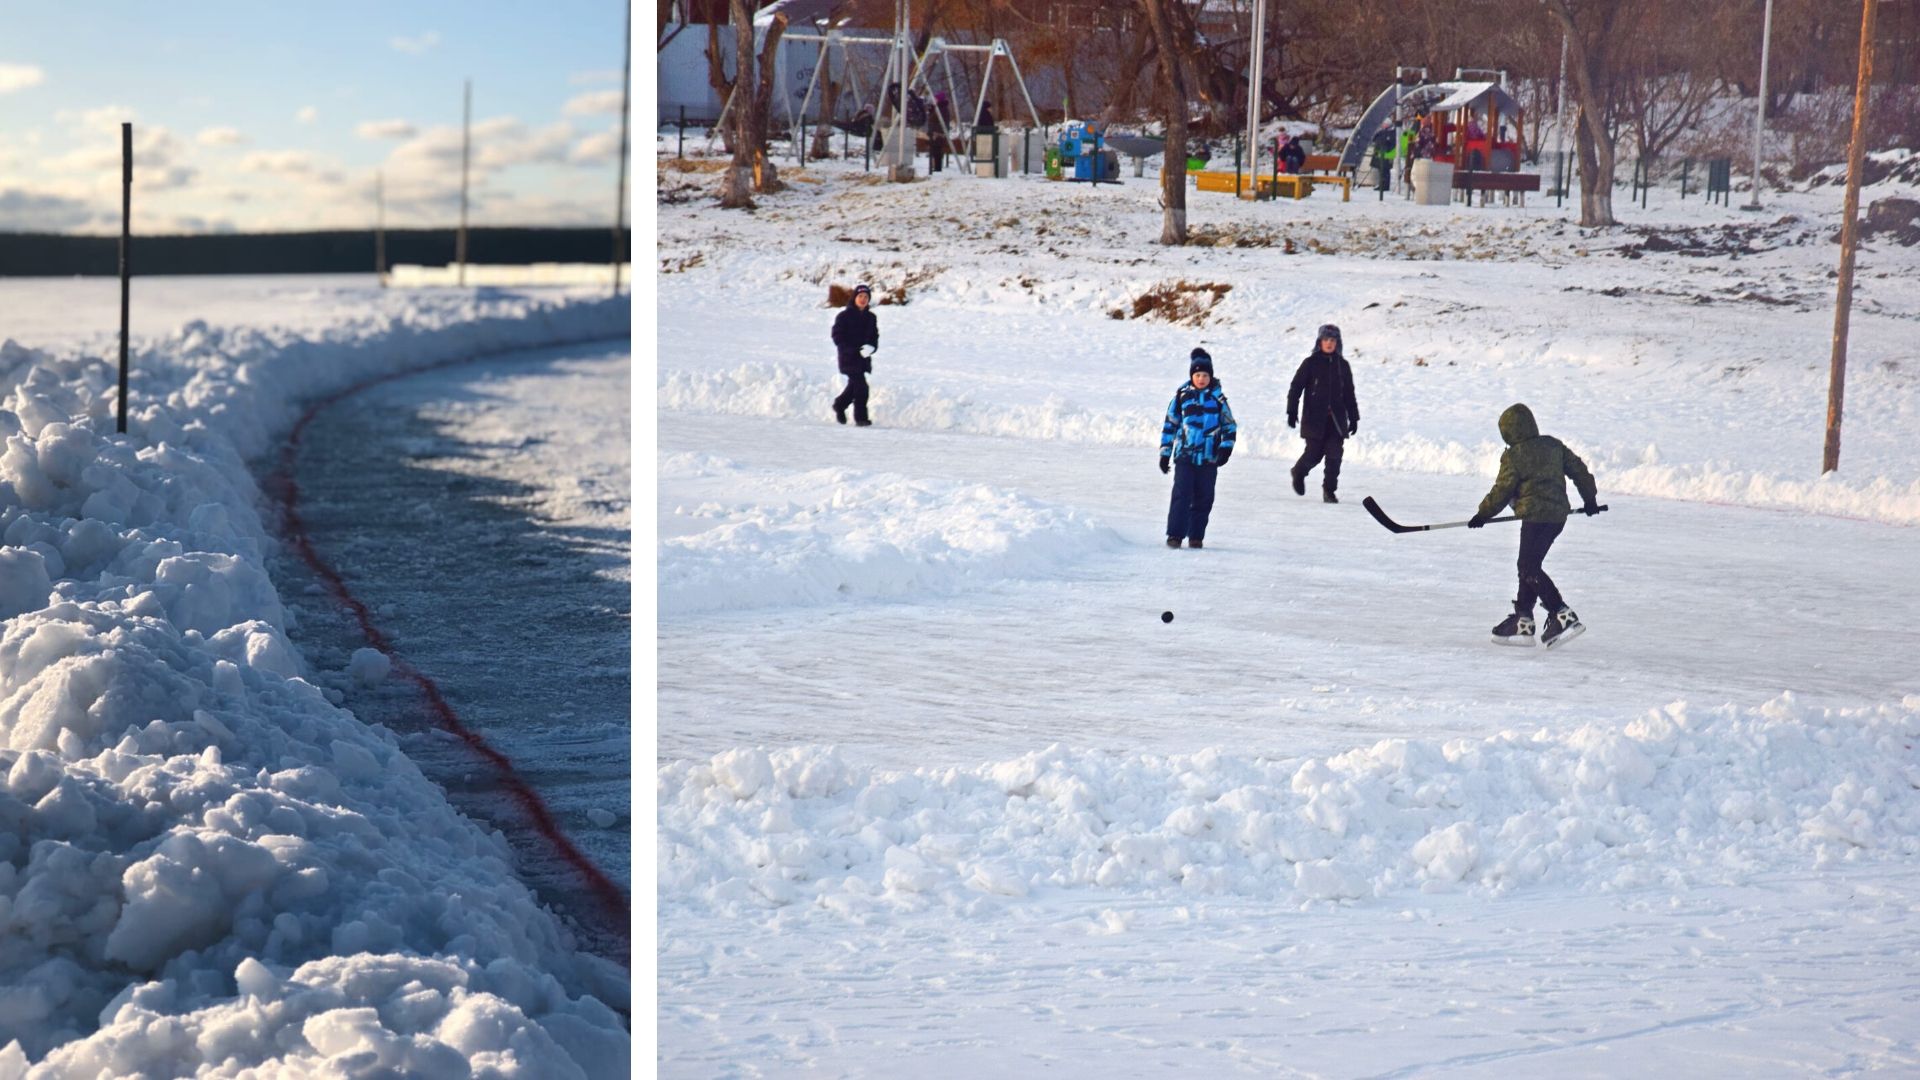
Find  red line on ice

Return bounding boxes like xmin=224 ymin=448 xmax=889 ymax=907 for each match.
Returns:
xmin=268 ymin=345 xmax=630 ymax=943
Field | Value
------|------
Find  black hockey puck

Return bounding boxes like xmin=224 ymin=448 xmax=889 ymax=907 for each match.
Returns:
xmin=1161 ymin=611 xmax=1174 ymax=623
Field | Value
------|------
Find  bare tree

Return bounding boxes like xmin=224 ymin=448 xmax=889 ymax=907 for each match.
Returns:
xmin=1141 ymin=0 xmax=1190 ymax=244
xmin=716 ymin=0 xmax=787 ymax=207
xmin=1545 ymin=0 xmax=1621 ymax=226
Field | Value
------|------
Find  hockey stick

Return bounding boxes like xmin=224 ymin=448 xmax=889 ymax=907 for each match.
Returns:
xmin=1361 ymin=496 xmax=1608 ymax=534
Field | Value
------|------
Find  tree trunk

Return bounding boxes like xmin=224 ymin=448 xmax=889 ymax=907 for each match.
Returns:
xmin=810 ymin=74 xmax=841 ymax=161
xmin=1548 ymin=0 xmax=1617 ymax=227
xmin=1142 ymin=0 xmax=1188 ymax=245
xmin=750 ymin=13 xmax=788 ymax=192
xmin=720 ymin=0 xmax=757 ymax=209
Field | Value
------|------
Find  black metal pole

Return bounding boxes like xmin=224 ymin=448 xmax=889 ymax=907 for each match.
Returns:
xmin=613 ymin=0 xmax=631 ymax=297
xmin=117 ymin=122 xmax=131 ymax=435
xmin=679 ymin=106 xmax=685 ymax=159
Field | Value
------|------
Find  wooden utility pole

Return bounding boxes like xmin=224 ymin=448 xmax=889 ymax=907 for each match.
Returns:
xmin=614 ymin=0 xmax=632 ymax=297
xmin=458 ymin=79 xmax=472 ymax=286
xmin=1825 ymin=0 xmax=1878 ymax=474
xmin=118 ymin=122 xmax=132 ymax=435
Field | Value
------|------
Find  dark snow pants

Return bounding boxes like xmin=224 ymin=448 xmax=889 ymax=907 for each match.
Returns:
xmin=1292 ymin=430 xmax=1345 ymax=493
xmin=1166 ymin=460 xmax=1219 ymax=543
xmin=1515 ymin=521 xmax=1566 ymax=615
xmin=833 ymin=371 xmax=870 ymax=424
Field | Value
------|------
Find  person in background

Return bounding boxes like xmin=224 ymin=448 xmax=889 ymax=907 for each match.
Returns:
xmin=1281 ymin=135 xmax=1307 ymax=174
xmin=830 ymin=283 xmax=879 ymax=426
xmin=1469 ymin=404 xmax=1601 ymax=648
xmin=928 ymin=91 xmax=953 ymax=173
xmin=1286 ymin=324 xmax=1360 ymax=504
xmin=1159 ymin=348 xmax=1237 ymax=549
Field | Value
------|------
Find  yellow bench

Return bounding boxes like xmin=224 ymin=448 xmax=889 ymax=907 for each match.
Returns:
xmin=1304 ymin=173 xmax=1352 ymax=202
xmin=1192 ymin=171 xmax=1348 ymax=202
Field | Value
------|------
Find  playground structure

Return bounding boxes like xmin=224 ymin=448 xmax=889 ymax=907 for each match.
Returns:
xmin=1342 ymin=72 xmax=1542 ymax=206
xmin=1051 ymin=123 xmax=1119 ymax=183
xmin=706 ymin=0 xmax=1043 ymax=180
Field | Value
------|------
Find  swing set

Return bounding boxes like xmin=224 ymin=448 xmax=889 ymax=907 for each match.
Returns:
xmin=709 ymin=0 xmax=1042 ymax=175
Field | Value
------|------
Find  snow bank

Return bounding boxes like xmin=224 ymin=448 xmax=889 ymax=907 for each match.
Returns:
xmin=660 ymin=452 xmax=1123 ymax=615
xmin=0 ymin=291 xmax=628 ymax=1073
xmin=659 ymin=694 xmax=1920 ymax=918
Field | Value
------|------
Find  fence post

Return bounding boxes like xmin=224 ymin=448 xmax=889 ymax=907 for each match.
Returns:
xmin=679 ymin=106 xmax=685 ymax=158
xmin=1680 ymin=159 xmax=1690 ymax=199
xmin=1234 ymin=133 xmax=1242 ymax=197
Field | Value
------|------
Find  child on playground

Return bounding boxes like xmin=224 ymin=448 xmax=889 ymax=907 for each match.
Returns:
xmin=1468 ymin=403 xmax=1601 ymax=648
xmin=1159 ymin=348 xmax=1237 ymax=549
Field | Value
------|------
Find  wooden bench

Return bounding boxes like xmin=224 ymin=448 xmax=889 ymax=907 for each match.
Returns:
xmin=1193 ymin=171 xmax=1346 ymax=201
xmin=1303 ymin=173 xmax=1352 ymax=202
xmin=1451 ymin=171 xmax=1542 ymax=207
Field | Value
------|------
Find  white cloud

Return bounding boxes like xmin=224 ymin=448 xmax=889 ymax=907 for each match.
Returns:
xmin=197 ymin=126 xmax=247 ymax=147
xmin=390 ymin=31 xmax=441 ymax=54
xmin=564 ymin=90 xmax=625 ymax=117
xmin=357 ymin=119 xmax=418 ymax=140
xmin=0 ymin=63 xmax=46 ymax=94
xmin=569 ymin=130 xmax=622 ymax=165
xmin=570 ymin=69 xmax=621 ymax=86
xmin=240 ymin=151 xmax=320 ymax=175
xmin=57 ymin=104 xmax=137 ymax=131
xmin=297 ymin=106 xmax=318 ymax=124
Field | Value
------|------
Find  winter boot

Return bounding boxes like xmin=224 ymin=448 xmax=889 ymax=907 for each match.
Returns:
xmin=1542 ymin=606 xmax=1584 ymax=649
xmin=1166 ymin=537 xmax=1183 ymax=549
xmin=1188 ymin=539 xmax=1203 ymax=549
xmin=1491 ymin=610 xmax=1535 ymax=647
xmin=834 ymin=403 xmax=848 ymax=424
xmin=1290 ymin=468 xmax=1306 ymax=497
xmin=1323 ymin=490 xmax=1339 ymax=504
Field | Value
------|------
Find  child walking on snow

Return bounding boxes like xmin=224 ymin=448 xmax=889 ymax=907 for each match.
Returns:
xmin=1159 ymin=348 xmax=1237 ymax=549
xmin=830 ymin=283 xmax=878 ymax=426
xmin=1286 ymin=324 xmax=1360 ymax=504
xmin=1468 ymin=403 xmax=1601 ymax=648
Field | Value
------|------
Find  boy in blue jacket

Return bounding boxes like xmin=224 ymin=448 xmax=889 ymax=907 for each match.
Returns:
xmin=1159 ymin=348 xmax=1238 ymax=549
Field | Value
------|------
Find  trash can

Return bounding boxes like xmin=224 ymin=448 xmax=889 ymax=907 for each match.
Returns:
xmin=1411 ymin=159 xmax=1453 ymax=206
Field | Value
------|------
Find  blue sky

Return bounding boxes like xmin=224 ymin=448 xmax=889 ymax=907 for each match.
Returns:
xmin=0 ymin=2 xmax=630 ymax=233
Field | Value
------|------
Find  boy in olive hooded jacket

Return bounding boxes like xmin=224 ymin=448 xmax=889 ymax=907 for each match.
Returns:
xmin=1468 ymin=403 xmax=1600 ymax=647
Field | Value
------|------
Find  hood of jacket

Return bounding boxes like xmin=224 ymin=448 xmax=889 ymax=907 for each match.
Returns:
xmin=1499 ymin=403 xmax=1539 ymax=446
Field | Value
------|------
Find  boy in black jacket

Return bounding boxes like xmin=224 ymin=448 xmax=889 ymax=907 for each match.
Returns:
xmin=1286 ymin=324 xmax=1360 ymax=503
xmin=829 ymin=283 xmax=878 ymax=426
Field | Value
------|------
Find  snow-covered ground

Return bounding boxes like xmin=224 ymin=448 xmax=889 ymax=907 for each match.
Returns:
xmin=0 ymin=279 xmax=631 ymax=1075
xmin=654 ymin=148 xmax=1920 ymax=1075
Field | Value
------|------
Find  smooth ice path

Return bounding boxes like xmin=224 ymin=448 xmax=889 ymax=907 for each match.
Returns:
xmin=283 ymin=340 xmax=633 ymax=951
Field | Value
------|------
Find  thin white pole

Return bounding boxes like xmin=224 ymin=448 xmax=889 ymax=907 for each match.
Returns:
xmin=1744 ymin=0 xmax=1775 ymax=209
xmin=1243 ymin=0 xmax=1266 ymax=198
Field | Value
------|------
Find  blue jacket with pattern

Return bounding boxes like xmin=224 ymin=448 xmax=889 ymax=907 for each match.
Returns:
xmin=1160 ymin=381 xmax=1238 ymax=466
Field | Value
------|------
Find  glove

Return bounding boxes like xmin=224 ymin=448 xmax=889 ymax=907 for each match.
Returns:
xmin=1467 ymin=514 xmax=1489 ymax=529
xmin=1347 ymin=419 xmax=1359 ymax=436
xmin=1159 ymin=455 xmax=1170 ymax=475
xmin=859 ymin=344 xmax=875 ymax=358
xmin=1216 ymin=447 xmax=1232 ymax=467
xmin=1287 ymin=415 xmax=1298 ymax=430
xmin=1582 ymin=502 xmax=1600 ymax=517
